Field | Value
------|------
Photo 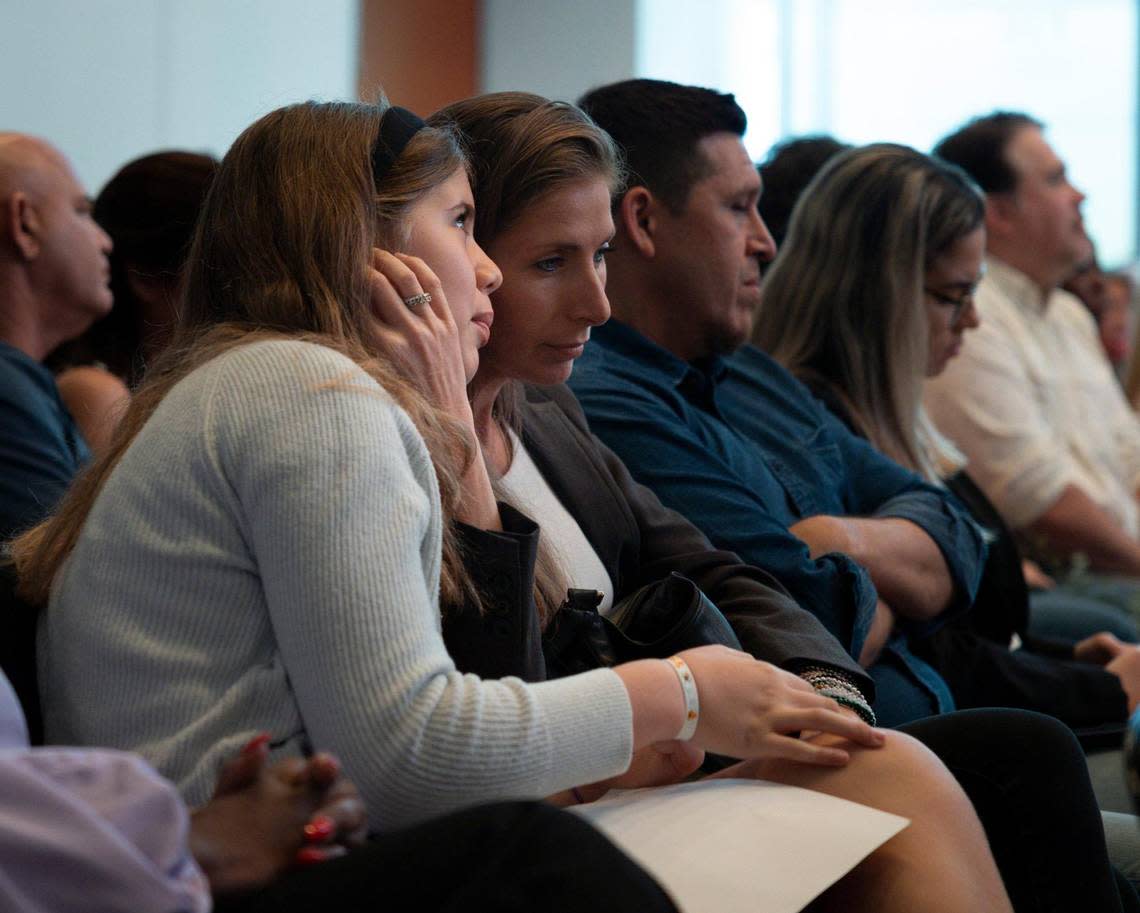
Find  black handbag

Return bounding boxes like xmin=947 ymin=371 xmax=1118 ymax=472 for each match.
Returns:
xmin=543 ymin=571 xmax=742 ymax=678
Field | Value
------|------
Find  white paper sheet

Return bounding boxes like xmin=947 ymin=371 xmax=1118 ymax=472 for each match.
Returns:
xmin=570 ymin=778 xmax=909 ymax=913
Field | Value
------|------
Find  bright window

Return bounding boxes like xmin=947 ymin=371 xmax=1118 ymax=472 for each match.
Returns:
xmin=637 ymin=0 xmax=1137 ymax=263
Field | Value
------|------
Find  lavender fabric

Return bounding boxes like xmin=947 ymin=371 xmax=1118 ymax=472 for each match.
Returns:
xmin=0 ymin=672 xmax=210 ymax=912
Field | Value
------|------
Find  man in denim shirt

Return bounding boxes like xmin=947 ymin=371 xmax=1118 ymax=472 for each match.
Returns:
xmin=571 ymin=80 xmax=985 ymax=725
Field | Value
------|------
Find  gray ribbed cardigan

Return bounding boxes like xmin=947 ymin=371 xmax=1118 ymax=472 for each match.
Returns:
xmin=39 ymin=340 xmax=631 ymax=830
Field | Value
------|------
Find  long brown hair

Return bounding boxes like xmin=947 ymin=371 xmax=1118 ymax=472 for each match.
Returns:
xmin=12 ymin=100 xmax=477 ymax=607
xmin=753 ymin=143 xmax=983 ymax=479
xmin=431 ymin=92 xmax=623 ymax=621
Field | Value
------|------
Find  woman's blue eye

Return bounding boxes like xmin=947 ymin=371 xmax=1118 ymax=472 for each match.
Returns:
xmin=594 ymin=243 xmax=613 ymax=264
xmin=454 ymin=206 xmax=473 ymax=230
xmin=535 ymin=257 xmax=561 ymax=273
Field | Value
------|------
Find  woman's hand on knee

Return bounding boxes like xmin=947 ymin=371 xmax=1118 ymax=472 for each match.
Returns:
xmin=680 ymin=646 xmax=885 ymax=765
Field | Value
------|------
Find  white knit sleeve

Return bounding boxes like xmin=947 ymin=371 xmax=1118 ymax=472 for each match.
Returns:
xmin=208 ymin=341 xmax=632 ymax=830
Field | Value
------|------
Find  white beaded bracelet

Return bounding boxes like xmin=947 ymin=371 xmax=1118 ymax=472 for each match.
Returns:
xmin=666 ymin=655 xmax=700 ymax=741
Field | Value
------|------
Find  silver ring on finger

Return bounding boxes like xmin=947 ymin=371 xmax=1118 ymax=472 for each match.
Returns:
xmin=403 ymin=292 xmax=432 ymax=310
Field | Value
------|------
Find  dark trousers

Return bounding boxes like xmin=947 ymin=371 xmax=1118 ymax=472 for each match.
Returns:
xmin=214 ymin=800 xmax=678 ymax=913
xmin=902 ymin=708 xmax=1139 ymax=913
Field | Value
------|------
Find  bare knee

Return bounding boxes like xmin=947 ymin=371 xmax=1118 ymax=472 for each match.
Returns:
xmin=735 ymin=729 xmax=969 ymax=819
xmin=853 ymin=730 xmax=963 ymax=804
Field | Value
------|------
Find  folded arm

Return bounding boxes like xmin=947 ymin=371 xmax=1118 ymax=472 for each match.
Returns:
xmin=1027 ymin=484 xmax=1140 ymax=578
xmin=790 ymin=515 xmax=952 ymax=623
xmin=566 ymin=375 xmax=879 ymax=660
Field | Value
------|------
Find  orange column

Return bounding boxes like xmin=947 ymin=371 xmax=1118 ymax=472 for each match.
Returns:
xmin=359 ymin=0 xmax=479 ymax=115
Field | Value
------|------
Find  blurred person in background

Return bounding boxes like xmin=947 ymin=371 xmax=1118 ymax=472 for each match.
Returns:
xmin=49 ymin=151 xmax=218 ymax=453
xmin=928 ymin=114 xmax=1140 ymax=599
xmin=1064 ymin=252 xmax=1134 ymax=378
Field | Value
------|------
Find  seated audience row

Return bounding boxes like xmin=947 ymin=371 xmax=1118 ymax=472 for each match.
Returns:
xmin=3 ymin=83 xmax=1140 ymax=909
xmin=9 ymin=95 xmax=1012 ymax=913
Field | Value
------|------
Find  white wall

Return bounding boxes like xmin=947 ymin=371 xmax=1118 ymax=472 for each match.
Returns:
xmin=0 ymin=0 xmax=358 ymax=195
xmin=483 ymin=0 xmax=1138 ymax=262
xmin=790 ymin=0 xmax=1138 ymax=264
xmin=480 ymin=0 xmax=637 ymax=102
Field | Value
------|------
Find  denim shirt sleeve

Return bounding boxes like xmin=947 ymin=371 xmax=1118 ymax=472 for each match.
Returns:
xmin=570 ymin=365 xmax=879 ymax=659
xmin=826 ymin=408 xmax=988 ymax=633
xmin=873 ymin=489 xmax=988 ymax=635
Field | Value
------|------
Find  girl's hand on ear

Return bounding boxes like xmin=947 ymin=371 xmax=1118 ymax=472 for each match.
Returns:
xmin=366 ymin=249 xmax=472 ymax=421
xmin=367 ymin=249 xmax=501 ymax=530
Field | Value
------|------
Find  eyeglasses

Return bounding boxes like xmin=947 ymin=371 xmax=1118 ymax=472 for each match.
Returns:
xmin=924 ymin=287 xmax=975 ymax=327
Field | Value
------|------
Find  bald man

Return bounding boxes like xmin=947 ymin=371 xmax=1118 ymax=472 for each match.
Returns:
xmin=0 ymin=134 xmax=112 ymax=540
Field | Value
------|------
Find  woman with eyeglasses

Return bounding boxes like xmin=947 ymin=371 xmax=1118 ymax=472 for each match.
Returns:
xmin=751 ymin=142 xmax=1140 ymax=734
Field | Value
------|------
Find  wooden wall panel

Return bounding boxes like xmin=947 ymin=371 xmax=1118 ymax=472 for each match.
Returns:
xmin=358 ymin=0 xmax=478 ymax=115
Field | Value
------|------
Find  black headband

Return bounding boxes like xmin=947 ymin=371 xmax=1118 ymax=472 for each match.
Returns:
xmin=371 ymin=106 xmax=426 ymax=184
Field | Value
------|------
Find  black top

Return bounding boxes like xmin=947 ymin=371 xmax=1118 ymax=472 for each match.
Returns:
xmin=442 ymin=382 xmax=873 ymax=698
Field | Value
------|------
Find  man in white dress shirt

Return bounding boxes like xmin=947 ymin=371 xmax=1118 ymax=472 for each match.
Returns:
xmin=926 ymin=112 xmax=1140 ymax=580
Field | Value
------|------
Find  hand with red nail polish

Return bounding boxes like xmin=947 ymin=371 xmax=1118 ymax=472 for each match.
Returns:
xmin=242 ymin=733 xmax=272 ymax=756
xmin=303 ymin=814 xmax=336 ymax=843
xmin=294 ymin=844 xmax=350 ymax=867
xmin=209 ymin=732 xmax=272 ymax=798
xmin=188 ymin=739 xmax=367 ymax=898
xmin=294 ymin=845 xmax=329 ymax=867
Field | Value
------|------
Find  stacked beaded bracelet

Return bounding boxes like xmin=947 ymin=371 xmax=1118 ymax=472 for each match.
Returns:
xmin=666 ymin=655 xmax=700 ymax=741
xmin=798 ymin=666 xmax=877 ymax=727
